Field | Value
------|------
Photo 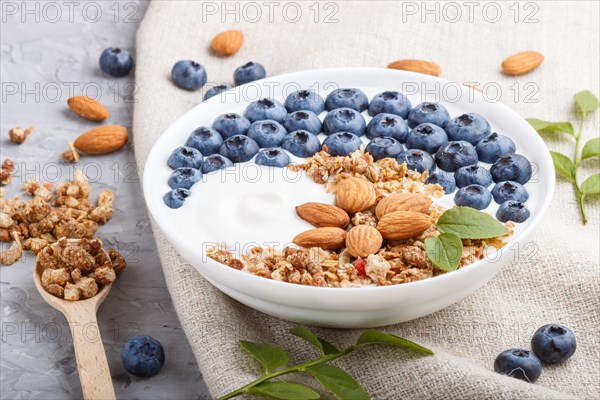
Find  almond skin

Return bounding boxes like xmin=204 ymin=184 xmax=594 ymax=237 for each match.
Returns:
xmin=335 ymin=177 xmax=377 ymax=213
xmin=211 ymin=30 xmax=244 ymax=56
xmin=388 ymin=59 xmax=441 ymax=76
xmin=74 ymin=125 xmax=128 ymax=155
xmin=375 ymin=192 xmax=432 ymax=219
xmin=346 ymin=225 xmax=383 ymax=258
xmin=296 ymin=202 xmax=350 ymax=228
xmin=501 ymin=51 xmax=544 ymax=76
xmin=293 ymin=227 xmax=347 ymax=250
xmin=67 ymin=96 xmax=109 ymax=121
xmin=377 ymin=211 xmax=433 ymax=240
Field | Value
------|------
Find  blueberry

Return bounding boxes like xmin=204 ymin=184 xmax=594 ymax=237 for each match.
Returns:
xmin=368 ymin=91 xmax=412 ymax=118
xmin=445 ymin=113 xmax=491 ymax=145
xmin=406 ymin=123 xmax=448 ymax=153
xmin=244 ymin=98 xmax=287 ymax=123
xmin=171 ymin=60 xmax=207 ymax=91
xmin=407 ymin=102 xmax=451 ymax=129
xmin=99 ymin=48 xmax=133 ymax=77
xmin=219 ymin=135 xmax=260 ymax=163
xmin=325 ymin=88 xmax=368 ymax=112
xmin=491 ymin=181 xmax=529 ymax=204
xmin=435 ymin=141 xmax=479 ymax=172
xmin=365 ymin=137 xmax=404 ymax=161
xmin=201 ymin=154 xmax=233 ymax=174
xmin=322 ymin=108 xmax=366 ymax=136
xmin=247 ymin=120 xmax=287 ymax=148
xmin=531 ymin=324 xmax=576 ymax=364
xmin=185 ymin=127 xmax=223 ymax=156
xmin=234 ymin=62 xmax=266 ymax=85
xmin=426 ymin=171 xmax=457 ymax=194
xmin=491 ymin=154 xmax=532 ymax=184
xmin=168 ymin=167 xmax=202 ymax=189
xmin=281 ymin=130 xmax=321 ymax=157
xmin=494 ymin=349 xmax=542 ymax=383
xmin=396 ymin=149 xmax=436 ymax=173
xmin=496 ymin=201 xmax=530 ymax=223
xmin=365 ymin=113 xmax=409 ymax=142
xmin=476 ymin=132 xmax=517 ymax=163
xmin=163 ymin=188 xmax=190 ymax=209
xmin=283 ymin=111 xmax=322 ymax=135
xmin=454 ymin=165 xmax=493 ymax=188
xmin=285 ymin=90 xmax=325 ymax=114
xmin=204 ymin=84 xmax=231 ymax=101
xmin=121 ymin=335 xmax=165 ymax=377
xmin=167 ymin=146 xmax=203 ymax=169
xmin=454 ymin=184 xmax=492 ymax=210
xmin=323 ymin=132 xmax=362 ymax=156
xmin=255 ymin=148 xmax=290 ymax=168
xmin=212 ymin=113 xmax=251 ymax=139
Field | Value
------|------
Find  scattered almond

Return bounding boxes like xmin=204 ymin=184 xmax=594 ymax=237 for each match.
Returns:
xmin=501 ymin=51 xmax=544 ymax=76
xmin=388 ymin=59 xmax=441 ymax=76
xmin=335 ymin=177 xmax=377 ymax=213
xmin=8 ymin=127 xmax=33 ymax=144
xmin=67 ymin=96 xmax=109 ymax=121
xmin=346 ymin=225 xmax=383 ymax=258
xmin=74 ymin=125 xmax=128 ymax=155
xmin=377 ymin=211 xmax=432 ymax=240
xmin=293 ymin=227 xmax=347 ymax=250
xmin=296 ymin=202 xmax=349 ymax=228
xmin=211 ymin=30 xmax=244 ymax=56
xmin=375 ymin=192 xmax=432 ymax=219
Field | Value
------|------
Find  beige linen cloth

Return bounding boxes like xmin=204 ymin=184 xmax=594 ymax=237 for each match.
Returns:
xmin=133 ymin=2 xmax=599 ymax=398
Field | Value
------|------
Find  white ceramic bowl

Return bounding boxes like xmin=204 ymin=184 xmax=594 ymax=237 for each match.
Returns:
xmin=143 ymin=68 xmax=554 ymax=328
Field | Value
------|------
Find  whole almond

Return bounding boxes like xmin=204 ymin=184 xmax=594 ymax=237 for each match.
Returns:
xmin=377 ymin=211 xmax=433 ymax=240
xmin=335 ymin=177 xmax=377 ymax=213
xmin=388 ymin=59 xmax=441 ymax=77
xmin=296 ymin=202 xmax=350 ymax=228
xmin=67 ymin=96 xmax=109 ymax=121
xmin=375 ymin=192 xmax=432 ymax=219
xmin=211 ymin=30 xmax=244 ymax=56
xmin=346 ymin=225 xmax=383 ymax=258
xmin=293 ymin=227 xmax=347 ymax=250
xmin=501 ymin=51 xmax=544 ymax=76
xmin=74 ymin=125 xmax=128 ymax=154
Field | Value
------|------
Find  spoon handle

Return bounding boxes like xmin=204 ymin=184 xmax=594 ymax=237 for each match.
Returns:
xmin=65 ymin=302 xmax=116 ymax=400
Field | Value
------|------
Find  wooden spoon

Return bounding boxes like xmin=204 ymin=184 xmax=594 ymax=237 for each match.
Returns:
xmin=33 ymin=239 xmax=116 ymax=400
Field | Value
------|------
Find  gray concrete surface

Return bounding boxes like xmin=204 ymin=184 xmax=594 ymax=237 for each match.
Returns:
xmin=0 ymin=1 xmax=211 ymax=398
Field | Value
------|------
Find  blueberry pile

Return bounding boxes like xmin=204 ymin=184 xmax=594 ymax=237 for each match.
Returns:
xmin=164 ymin=88 xmax=534 ymax=222
xmin=494 ymin=324 xmax=576 ymax=383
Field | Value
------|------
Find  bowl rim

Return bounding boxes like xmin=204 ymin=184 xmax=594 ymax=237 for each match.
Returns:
xmin=143 ymin=67 xmax=555 ymax=294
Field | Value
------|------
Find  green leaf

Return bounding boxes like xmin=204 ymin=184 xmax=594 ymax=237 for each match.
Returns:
xmin=356 ymin=329 xmax=434 ymax=355
xmin=581 ymin=137 xmax=600 ymax=160
xmin=289 ymin=327 xmax=340 ymax=355
xmin=248 ymin=382 xmax=320 ymax=400
xmin=424 ymin=233 xmax=463 ymax=272
xmin=240 ymin=341 xmax=288 ymax=373
xmin=550 ymin=151 xmax=576 ymax=181
xmin=574 ymin=90 xmax=600 ymax=116
xmin=436 ymin=207 xmax=510 ymax=239
xmin=306 ymin=363 xmax=369 ymax=400
xmin=581 ymin=174 xmax=600 ymax=196
xmin=526 ymin=118 xmax=574 ymax=136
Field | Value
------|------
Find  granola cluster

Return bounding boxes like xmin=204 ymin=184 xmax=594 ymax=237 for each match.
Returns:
xmin=208 ymin=150 xmax=509 ymax=288
xmin=0 ymin=170 xmax=115 ymax=266
xmin=37 ymin=237 xmax=126 ymax=300
xmin=8 ymin=127 xmax=34 ymax=144
xmin=1 ymin=159 xmax=14 ymax=186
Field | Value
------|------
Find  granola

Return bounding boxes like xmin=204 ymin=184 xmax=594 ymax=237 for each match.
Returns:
xmin=208 ymin=150 xmax=510 ymax=288
xmin=8 ymin=127 xmax=34 ymax=144
xmin=36 ymin=237 xmax=126 ymax=300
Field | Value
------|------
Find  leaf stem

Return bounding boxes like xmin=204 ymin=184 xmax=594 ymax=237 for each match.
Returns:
xmin=573 ymin=113 xmax=587 ymax=224
xmin=574 ymin=113 xmax=585 ymax=166
xmin=217 ymin=346 xmax=357 ymax=400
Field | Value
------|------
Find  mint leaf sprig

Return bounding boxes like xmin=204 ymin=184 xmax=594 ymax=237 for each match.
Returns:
xmin=527 ymin=90 xmax=600 ymax=224
xmin=218 ymin=327 xmax=433 ymax=400
xmin=424 ymin=207 xmax=510 ymax=272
